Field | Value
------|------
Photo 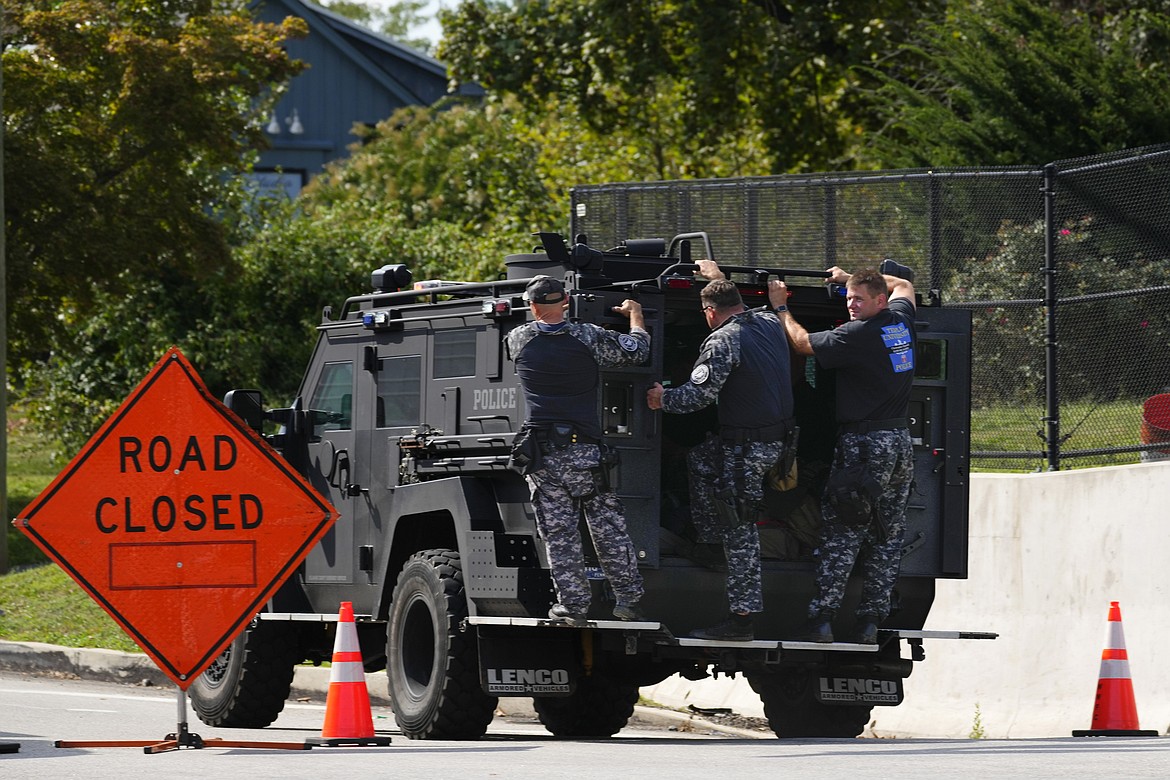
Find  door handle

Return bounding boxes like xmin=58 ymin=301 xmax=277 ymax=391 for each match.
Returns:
xmin=328 ymin=448 xmax=366 ymax=497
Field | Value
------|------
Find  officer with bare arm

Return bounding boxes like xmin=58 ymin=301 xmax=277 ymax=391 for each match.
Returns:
xmin=506 ymin=276 xmax=651 ymax=624
xmin=647 ymin=278 xmax=793 ymax=641
xmin=770 ymin=266 xmax=916 ymax=644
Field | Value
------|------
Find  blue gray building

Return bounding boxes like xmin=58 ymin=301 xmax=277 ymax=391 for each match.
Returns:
xmin=251 ymin=0 xmax=474 ymax=197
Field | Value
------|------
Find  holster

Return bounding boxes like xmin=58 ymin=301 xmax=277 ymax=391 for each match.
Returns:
xmin=593 ymin=443 xmax=620 ymax=491
xmin=768 ymin=425 xmax=801 ymax=492
xmin=507 ymin=427 xmax=543 ymax=475
xmin=824 ymin=438 xmax=883 ymax=531
xmin=711 ymin=493 xmax=763 ymax=531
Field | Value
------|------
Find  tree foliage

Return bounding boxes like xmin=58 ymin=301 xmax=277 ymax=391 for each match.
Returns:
xmin=3 ymin=0 xmax=306 ymax=375
xmin=439 ymin=0 xmax=946 ymax=175
xmin=309 ymin=97 xmax=560 ymax=237
xmin=869 ymin=0 xmax=1170 ymax=166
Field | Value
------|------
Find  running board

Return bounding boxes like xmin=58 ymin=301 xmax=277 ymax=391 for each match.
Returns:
xmin=259 ymin=612 xmax=997 ymax=645
xmin=465 ymin=616 xmax=996 ymax=649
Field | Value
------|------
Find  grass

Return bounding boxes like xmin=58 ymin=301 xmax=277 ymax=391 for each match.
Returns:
xmin=0 ymin=563 xmax=141 ymax=652
xmin=3 ymin=409 xmax=141 ymax=652
xmin=971 ymin=397 xmax=1151 ymax=472
xmin=7 ymin=414 xmax=61 ymax=568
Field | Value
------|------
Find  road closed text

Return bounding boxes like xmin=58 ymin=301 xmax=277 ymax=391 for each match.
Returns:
xmin=95 ymin=435 xmax=264 ymax=533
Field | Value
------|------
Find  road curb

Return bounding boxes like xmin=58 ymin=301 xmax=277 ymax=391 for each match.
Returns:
xmin=0 ymin=640 xmax=769 ymax=739
xmin=0 ymin=639 xmax=171 ymax=688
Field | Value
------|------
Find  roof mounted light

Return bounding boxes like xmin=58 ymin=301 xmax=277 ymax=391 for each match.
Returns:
xmin=481 ymin=298 xmax=513 ymax=318
xmin=362 ymin=310 xmax=394 ymax=330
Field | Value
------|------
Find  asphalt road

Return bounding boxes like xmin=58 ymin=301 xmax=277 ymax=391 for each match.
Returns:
xmin=5 ymin=672 xmax=1170 ymax=779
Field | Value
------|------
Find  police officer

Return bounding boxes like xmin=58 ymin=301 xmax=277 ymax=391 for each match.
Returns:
xmin=507 ymin=275 xmax=651 ymax=624
xmin=770 ymin=266 xmax=916 ymax=644
xmin=647 ymin=278 xmax=793 ymax=641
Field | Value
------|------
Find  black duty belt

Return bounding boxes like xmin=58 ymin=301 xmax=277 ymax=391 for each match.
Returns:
xmin=839 ymin=418 xmax=909 ymax=434
xmin=525 ymin=425 xmax=601 ymax=446
xmin=720 ymin=419 xmax=794 ymax=444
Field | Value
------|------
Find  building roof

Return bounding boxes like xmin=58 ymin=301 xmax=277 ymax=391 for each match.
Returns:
xmin=252 ymin=0 xmax=478 ymax=186
xmin=267 ymin=0 xmax=450 ymax=105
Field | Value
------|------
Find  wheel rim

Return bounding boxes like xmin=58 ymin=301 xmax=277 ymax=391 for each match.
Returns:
xmin=201 ymin=644 xmax=232 ymax=688
xmin=399 ymin=592 xmax=437 ymax=699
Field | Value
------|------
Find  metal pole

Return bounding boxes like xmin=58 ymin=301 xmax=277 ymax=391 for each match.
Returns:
xmin=1042 ymin=163 xmax=1061 ymax=470
xmin=1 ymin=6 xmax=9 ymax=573
xmin=824 ymin=180 xmax=837 ymax=269
xmin=928 ymin=173 xmax=942 ymax=305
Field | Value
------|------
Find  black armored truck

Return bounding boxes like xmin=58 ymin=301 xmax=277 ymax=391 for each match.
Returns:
xmin=190 ymin=227 xmax=990 ymax=739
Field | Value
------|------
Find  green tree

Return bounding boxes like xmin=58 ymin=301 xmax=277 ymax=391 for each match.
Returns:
xmin=308 ymin=96 xmax=561 ymax=237
xmin=3 ymin=0 xmax=306 ymax=378
xmin=868 ymin=0 xmax=1170 ymax=166
xmin=439 ymin=0 xmax=946 ymax=175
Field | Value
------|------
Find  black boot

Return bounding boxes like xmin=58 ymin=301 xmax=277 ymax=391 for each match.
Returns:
xmin=849 ymin=616 xmax=880 ymax=645
xmin=795 ymin=613 xmax=834 ymax=643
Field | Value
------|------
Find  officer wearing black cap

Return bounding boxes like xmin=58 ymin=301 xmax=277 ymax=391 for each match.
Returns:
xmin=506 ymin=276 xmax=651 ymax=624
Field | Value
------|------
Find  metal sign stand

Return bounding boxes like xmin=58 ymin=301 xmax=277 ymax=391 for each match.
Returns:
xmin=54 ymin=687 xmax=314 ymax=754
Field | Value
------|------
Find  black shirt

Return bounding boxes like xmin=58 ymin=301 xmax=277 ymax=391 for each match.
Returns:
xmin=808 ymin=297 xmax=916 ymax=424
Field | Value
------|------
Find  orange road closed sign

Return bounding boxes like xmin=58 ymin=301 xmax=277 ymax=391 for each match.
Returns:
xmin=14 ymin=348 xmax=338 ymax=689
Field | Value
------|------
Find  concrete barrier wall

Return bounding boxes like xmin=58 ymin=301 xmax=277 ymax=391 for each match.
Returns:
xmin=642 ymin=460 xmax=1170 ymax=738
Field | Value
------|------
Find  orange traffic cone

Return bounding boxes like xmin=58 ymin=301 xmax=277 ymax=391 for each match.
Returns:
xmin=1072 ymin=601 xmax=1158 ymax=737
xmin=310 ymin=602 xmax=392 ymax=747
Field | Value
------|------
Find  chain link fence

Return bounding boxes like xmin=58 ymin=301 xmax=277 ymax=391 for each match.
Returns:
xmin=571 ymin=145 xmax=1170 ymax=471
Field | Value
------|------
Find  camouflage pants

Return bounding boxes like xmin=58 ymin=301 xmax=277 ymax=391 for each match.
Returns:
xmin=808 ymin=429 xmax=913 ymax=622
xmin=688 ymin=434 xmax=784 ymax=614
xmin=527 ymin=443 xmax=644 ymax=612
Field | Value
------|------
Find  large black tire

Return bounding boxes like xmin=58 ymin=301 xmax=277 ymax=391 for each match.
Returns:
xmin=747 ymin=670 xmax=872 ymax=738
xmin=190 ymin=621 xmax=300 ymax=728
xmin=386 ymin=548 xmax=498 ymax=739
xmin=533 ymin=674 xmax=639 ymax=737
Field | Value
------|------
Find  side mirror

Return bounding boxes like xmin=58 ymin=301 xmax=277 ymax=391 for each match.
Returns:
xmin=224 ymin=389 xmax=266 ymax=433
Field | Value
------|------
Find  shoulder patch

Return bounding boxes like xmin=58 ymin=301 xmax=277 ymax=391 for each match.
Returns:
xmin=618 ymin=333 xmax=640 ymax=352
xmin=690 ymin=363 xmax=711 ymax=385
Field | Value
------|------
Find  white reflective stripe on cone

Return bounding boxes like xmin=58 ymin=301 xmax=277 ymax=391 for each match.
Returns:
xmin=329 ymin=662 xmax=367 ymax=684
xmin=335 ymin=625 xmax=361 ymax=653
xmin=1098 ymin=658 xmax=1133 ymax=680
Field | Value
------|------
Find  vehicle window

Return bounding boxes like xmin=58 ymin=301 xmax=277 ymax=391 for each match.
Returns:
xmin=916 ymin=338 xmax=946 ymax=381
xmin=378 ymin=355 xmax=421 ymax=427
xmin=433 ymin=330 xmax=476 ymax=379
xmin=309 ymin=361 xmax=354 ymax=433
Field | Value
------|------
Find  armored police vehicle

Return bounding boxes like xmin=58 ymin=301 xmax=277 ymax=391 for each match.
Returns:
xmin=189 ymin=226 xmax=989 ymax=740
